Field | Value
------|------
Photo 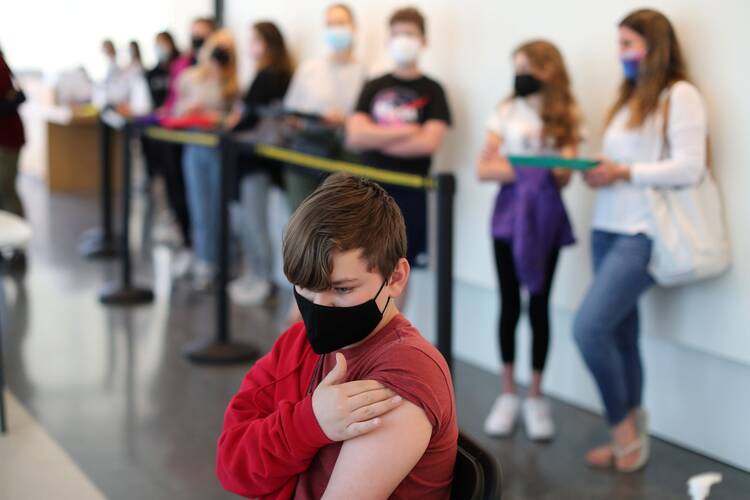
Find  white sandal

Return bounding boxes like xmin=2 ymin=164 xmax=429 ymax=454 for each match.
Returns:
xmin=613 ymin=436 xmax=650 ymax=473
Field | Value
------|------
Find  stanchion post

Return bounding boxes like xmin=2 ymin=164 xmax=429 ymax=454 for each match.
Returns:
xmin=0 ymin=316 xmax=6 ymax=433
xmin=99 ymin=123 xmax=154 ymax=306
xmin=79 ymin=117 xmax=119 ymax=258
xmin=183 ymin=134 xmax=259 ymax=364
xmin=435 ymin=173 xmax=455 ymax=373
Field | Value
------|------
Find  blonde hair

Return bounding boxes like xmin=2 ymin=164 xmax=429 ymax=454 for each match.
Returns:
xmin=196 ymin=30 xmax=239 ymax=103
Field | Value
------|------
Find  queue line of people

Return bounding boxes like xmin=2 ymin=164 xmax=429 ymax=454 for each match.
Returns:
xmin=83 ymin=4 xmax=713 ymax=483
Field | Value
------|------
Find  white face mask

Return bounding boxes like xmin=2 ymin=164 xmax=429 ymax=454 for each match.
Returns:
xmin=155 ymin=45 xmax=170 ymax=62
xmin=325 ymin=26 xmax=353 ymax=53
xmin=389 ymin=35 xmax=421 ymax=67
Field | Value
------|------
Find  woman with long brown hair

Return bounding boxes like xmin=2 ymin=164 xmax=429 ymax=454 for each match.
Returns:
xmin=226 ymin=21 xmax=295 ymax=306
xmin=574 ymin=9 xmax=708 ymax=472
xmin=477 ymin=40 xmax=583 ymax=441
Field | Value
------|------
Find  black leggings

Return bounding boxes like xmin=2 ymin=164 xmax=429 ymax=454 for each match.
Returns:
xmin=493 ymin=239 xmax=559 ymax=372
xmin=142 ymin=138 xmax=191 ymax=247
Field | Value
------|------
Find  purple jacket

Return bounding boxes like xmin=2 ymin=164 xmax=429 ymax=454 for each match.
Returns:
xmin=491 ymin=166 xmax=575 ymax=294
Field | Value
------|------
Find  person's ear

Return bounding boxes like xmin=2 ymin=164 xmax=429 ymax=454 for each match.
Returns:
xmin=387 ymin=258 xmax=411 ymax=297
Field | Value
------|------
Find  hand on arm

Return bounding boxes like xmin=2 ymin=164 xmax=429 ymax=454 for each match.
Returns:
xmin=381 ymin=120 xmax=448 ymax=157
xmin=313 ymin=353 xmax=404 ymax=441
xmin=345 ymin=113 xmax=420 ymax=150
xmin=223 ymin=109 xmax=241 ymax=129
xmin=323 ymin=110 xmax=347 ymax=127
xmin=321 ymin=398 xmax=432 ymax=500
xmin=476 ymin=131 xmax=515 ymax=183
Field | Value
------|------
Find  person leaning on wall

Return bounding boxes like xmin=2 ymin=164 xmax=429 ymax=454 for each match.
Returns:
xmin=573 ymin=8 xmax=709 ymax=473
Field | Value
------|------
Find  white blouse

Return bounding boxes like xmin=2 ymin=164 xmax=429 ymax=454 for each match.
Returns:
xmin=486 ymin=96 xmax=561 ymax=156
xmin=593 ymin=81 xmax=708 ymax=235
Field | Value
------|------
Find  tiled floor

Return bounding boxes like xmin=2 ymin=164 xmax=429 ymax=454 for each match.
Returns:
xmin=2 ymin=177 xmax=749 ymax=499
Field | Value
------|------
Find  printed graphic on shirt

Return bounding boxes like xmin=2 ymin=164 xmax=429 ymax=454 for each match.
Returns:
xmin=371 ymin=86 xmax=430 ymax=126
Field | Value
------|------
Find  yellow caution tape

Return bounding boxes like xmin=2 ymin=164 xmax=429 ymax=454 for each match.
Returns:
xmin=143 ymin=127 xmax=220 ymax=147
xmin=255 ymin=145 xmax=435 ymax=189
xmin=140 ymin=127 xmax=434 ymax=189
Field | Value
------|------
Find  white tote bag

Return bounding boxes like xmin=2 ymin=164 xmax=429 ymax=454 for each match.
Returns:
xmin=647 ymin=91 xmax=731 ymax=286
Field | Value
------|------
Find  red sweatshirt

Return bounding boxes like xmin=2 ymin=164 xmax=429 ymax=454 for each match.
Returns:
xmin=217 ymin=314 xmax=457 ymax=499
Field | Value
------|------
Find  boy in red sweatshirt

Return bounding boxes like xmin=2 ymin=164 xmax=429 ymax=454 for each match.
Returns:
xmin=217 ymin=173 xmax=457 ymax=499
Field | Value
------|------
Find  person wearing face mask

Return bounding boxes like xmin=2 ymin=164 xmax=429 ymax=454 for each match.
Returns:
xmin=146 ymin=32 xmax=180 ymax=110
xmin=175 ymin=30 xmax=239 ymax=290
xmin=574 ymin=9 xmax=708 ymax=472
xmin=223 ymin=21 xmax=294 ymax=306
xmin=477 ymin=40 xmax=583 ymax=442
xmin=148 ymin=18 xmax=216 ymax=279
xmin=282 ymin=3 xmax=368 ymax=212
xmin=140 ymin=31 xmax=193 ymax=262
xmin=347 ymin=7 xmax=452 ymax=309
xmin=217 ymin=173 xmax=457 ymax=499
xmin=101 ymin=39 xmax=120 ymax=87
xmin=95 ymin=39 xmax=128 ymax=107
xmin=161 ymin=17 xmax=216 ymax=115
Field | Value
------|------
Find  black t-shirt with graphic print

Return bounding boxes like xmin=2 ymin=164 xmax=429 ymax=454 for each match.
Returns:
xmin=354 ymin=73 xmax=452 ymax=175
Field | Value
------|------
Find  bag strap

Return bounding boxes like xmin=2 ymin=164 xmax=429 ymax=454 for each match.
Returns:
xmin=660 ymin=83 xmax=712 ymax=174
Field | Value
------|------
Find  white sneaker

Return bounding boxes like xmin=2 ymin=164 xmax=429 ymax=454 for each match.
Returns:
xmin=191 ymin=260 xmax=215 ymax=292
xmin=171 ymin=249 xmax=193 ymax=279
xmin=484 ymin=394 xmax=520 ymax=437
xmin=522 ymin=397 xmax=556 ymax=441
xmin=229 ymin=277 xmax=272 ymax=306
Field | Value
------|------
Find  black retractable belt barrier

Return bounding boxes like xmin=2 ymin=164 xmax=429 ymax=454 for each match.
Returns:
xmin=79 ymin=118 xmax=119 ymax=259
xmin=435 ymin=174 xmax=455 ymax=373
xmin=183 ymin=134 xmax=259 ymax=364
xmin=99 ymin=123 xmax=154 ymax=306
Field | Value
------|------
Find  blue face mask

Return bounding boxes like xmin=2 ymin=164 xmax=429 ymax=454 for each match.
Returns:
xmin=621 ymin=54 xmax=642 ymax=81
xmin=325 ymin=27 xmax=353 ymax=53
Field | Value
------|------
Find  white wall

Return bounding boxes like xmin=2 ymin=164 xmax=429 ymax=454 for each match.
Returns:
xmin=0 ymin=0 xmax=212 ymax=80
xmin=226 ymin=0 xmax=750 ymax=470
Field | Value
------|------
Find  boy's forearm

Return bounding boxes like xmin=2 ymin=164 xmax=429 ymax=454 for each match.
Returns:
xmin=346 ymin=116 xmax=416 ymax=150
xmin=381 ymin=131 xmax=440 ymax=157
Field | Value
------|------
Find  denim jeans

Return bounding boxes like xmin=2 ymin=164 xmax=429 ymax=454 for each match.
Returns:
xmin=182 ymin=145 xmax=220 ymax=265
xmin=573 ymin=230 xmax=654 ymax=426
xmin=238 ymin=172 xmax=273 ymax=282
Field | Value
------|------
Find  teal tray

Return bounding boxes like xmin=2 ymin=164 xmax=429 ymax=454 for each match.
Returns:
xmin=507 ymin=155 xmax=599 ymax=170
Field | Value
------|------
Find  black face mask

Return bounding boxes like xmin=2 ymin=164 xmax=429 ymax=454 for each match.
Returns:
xmin=294 ymin=281 xmax=391 ymax=355
xmin=191 ymin=36 xmax=205 ymax=52
xmin=211 ymin=46 xmax=230 ymax=67
xmin=514 ymin=73 xmax=542 ymax=97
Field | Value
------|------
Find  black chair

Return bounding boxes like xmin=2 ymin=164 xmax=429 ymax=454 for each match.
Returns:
xmin=451 ymin=431 xmax=502 ymax=500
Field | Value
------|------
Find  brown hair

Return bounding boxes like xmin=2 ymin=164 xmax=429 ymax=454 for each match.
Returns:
xmin=253 ymin=21 xmax=294 ymax=77
xmin=513 ymin=40 xmax=582 ymax=149
xmin=389 ymin=7 xmax=426 ymax=36
xmin=606 ymin=9 xmax=688 ymax=128
xmin=283 ymin=174 xmax=407 ymax=291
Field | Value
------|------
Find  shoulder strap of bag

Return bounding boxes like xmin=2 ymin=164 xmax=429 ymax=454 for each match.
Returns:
xmin=661 ymin=82 xmax=712 ymax=174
